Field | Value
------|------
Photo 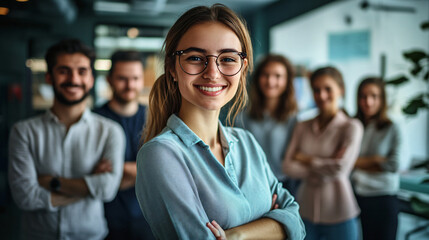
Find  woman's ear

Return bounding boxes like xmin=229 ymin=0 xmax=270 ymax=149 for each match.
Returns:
xmin=169 ymin=70 xmax=177 ymax=81
xmin=243 ymin=58 xmax=248 ymax=69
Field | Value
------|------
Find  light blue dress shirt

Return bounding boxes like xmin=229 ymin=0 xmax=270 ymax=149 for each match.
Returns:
xmin=235 ymin=112 xmax=297 ymax=181
xmin=136 ymin=114 xmax=305 ymax=240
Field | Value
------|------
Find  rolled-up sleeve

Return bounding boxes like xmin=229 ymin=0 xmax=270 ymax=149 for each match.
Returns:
xmin=84 ymin=123 xmax=125 ymax=201
xmin=135 ymin=141 xmax=214 ymax=240
xmin=262 ymin=150 xmax=306 ymax=240
xmin=8 ymin=124 xmax=58 ymax=211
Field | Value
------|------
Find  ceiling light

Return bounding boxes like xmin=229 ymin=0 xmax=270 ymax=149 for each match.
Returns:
xmin=0 ymin=7 xmax=9 ymax=15
xmin=26 ymin=59 xmax=47 ymax=72
xmin=95 ymin=59 xmax=112 ymax=71
xmin=94 ymin=1 xmax=130 ymax=13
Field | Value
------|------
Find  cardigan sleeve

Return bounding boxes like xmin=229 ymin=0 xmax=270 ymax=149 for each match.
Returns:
xmin=283 ymin=122 xmax=312 ymax=179
xmin=380 ymin=123 xmax=401 ymax=172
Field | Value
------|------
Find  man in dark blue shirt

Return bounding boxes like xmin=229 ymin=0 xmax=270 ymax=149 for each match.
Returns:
xmin=94 ymin=50 xmax=154 ymax=240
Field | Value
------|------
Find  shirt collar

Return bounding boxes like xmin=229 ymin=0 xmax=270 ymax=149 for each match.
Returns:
xmin=166 ymin=114 xmax=237 ymax=151
xmin=44 ymin=108 xmax=91 ymax=124
xmin=311 ymin=110 xmax=348 ymax=133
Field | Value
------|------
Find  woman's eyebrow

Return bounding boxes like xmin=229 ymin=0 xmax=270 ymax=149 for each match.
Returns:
xmin=219 ymin=48 xmax=240 ymax=53
xmin=182 ymin=47 xmax=206 ymax=53
xmin=181 ymin=47 xmax=241 ymax=54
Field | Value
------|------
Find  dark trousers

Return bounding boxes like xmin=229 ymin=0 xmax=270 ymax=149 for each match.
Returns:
xmin=356 ymin=194 xmax=399 ymax=240
xmin=105 ymin=215 xmax=155 ymax=240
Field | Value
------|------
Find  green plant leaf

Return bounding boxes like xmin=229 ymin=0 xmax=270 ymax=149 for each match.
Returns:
xmin=403 ymin=50 xmax=427 ymax=65
xmin=421 ymin=21 xmax=429 ymax=30
xmin=385 ymin=75 xmax=409 ymax=86
xmin=411 ymin=64 xmax=423 ymax=76
xmin=402 ymin=96 xmax=429 ymax=115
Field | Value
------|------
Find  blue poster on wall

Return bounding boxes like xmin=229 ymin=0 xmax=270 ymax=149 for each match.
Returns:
xmin=328 ymin=30 xmax=370 ymax=61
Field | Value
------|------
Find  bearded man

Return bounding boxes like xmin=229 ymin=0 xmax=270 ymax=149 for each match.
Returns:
xmin=8 ymin=39 xmax=125 ymax=240
xmin=94 ymin=50 xmax=154 ymax=240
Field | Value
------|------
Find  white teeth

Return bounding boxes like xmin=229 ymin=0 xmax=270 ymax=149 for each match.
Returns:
xmin=198 ymin=86 xmax=223 ymax=92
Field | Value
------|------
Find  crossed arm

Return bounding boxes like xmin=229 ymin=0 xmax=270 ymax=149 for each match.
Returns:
xmin=354 ymin=125 xmax=401 ymax=173
xmin=38 ymin=176 xmax=88 ymax=207
xmin=206 ymin=194 xmax=286 ymax=240
xmin=283 ymin=121 xmax=363 ymax=181
xmin=37 ymin=158 xmax=113 ymax=207
xmin=90 ymin=156 xmax=136 ymax=190
xmin=119 ymin=162 xmax=137 ymax=190
xmin=354 ymin=156 xmax=386 ymax=172
xmin=8 ymin=123 xmax=125 ymax=211
xmin=91 ymin=158 xmax=137 ymax=190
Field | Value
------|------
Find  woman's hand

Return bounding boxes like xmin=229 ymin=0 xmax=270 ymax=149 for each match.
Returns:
xmin=207 ymin=220 xmax=226 ymax=240
xmin=271 ymin=193 xmax=279 ymax=210
xmin=334 ymin=147 xmax=346 ymax=159
xmin=92 ymin=158 xmax=112 ymax=174
xmin=294 ymin=152 xmax=313 ymax=165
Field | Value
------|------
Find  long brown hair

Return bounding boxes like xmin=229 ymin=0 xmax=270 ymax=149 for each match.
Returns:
xmin=143 ymin=4 xmax=253 ymax=143
xmin=355 ymin=77 xmax=391 ymax=129
xmin=248 ymin=54 xmax=297 ymax=121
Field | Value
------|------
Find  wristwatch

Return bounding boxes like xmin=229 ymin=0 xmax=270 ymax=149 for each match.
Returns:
xmin=49 ymin=177 xmax=61 ymax=192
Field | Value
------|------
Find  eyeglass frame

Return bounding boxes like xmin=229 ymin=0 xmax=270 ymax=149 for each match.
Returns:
xmin=172 ymin=49 xmax=247 ymax=76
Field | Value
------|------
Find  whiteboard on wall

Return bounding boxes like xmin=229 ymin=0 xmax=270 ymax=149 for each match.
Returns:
xmin=328 ymin=30 xmax=370 ymax=61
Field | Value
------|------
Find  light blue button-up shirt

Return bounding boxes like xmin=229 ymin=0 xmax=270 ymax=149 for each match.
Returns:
xmin=136 ymin=114 xmax=305 ymax=240
xmin=235 ymin=112 xmax=298 ymax=181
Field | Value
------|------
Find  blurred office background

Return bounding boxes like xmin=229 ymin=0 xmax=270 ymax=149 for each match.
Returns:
xmin=0 ymin=0 xmax=428 ymax=239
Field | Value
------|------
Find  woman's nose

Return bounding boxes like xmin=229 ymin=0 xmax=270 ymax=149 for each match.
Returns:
xmin=203 ymin=57 xmax=220 ymax=80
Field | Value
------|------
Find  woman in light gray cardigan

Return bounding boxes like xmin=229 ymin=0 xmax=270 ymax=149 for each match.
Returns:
xmin=352 ymin=77 xmax=402 ymax=240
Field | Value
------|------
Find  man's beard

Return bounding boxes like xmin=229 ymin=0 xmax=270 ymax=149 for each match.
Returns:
xmin=53 ymin=82 xmax=90 ymax=106
xmin=112 ymin=89 xmax=138 ymax=105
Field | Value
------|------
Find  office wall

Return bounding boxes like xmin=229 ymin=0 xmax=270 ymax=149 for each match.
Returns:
xmin=271 ymin=0 xmax=429 ymax=167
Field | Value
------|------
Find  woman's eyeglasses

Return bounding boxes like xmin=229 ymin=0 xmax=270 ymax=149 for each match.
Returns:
xmin=173 ymin=50 xmax=246 ymax=76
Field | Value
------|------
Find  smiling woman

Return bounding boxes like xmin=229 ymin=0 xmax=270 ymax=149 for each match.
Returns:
xmin=283 ymin=66 xmax=363 ymax=240
xmin=135 ymin=4 xmax=305 ymax=240
xmin=171 ymin=22 xmax=244 ymax=115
